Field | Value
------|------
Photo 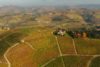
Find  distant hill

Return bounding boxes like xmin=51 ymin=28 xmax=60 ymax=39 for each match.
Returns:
xmin=0 ymin=5 xmax=24 ymax=16
xmin=75 ymin=4 xmax=100 ymax=9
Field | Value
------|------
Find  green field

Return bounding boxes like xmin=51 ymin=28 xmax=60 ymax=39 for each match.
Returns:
xmin=75 ymin=39 xmax=100 ymax=55
xmin=46 ymin=56 xmax=92 ymax=67
xmin=90 ymin=56 xmax=100 ymax=67
xmin=0 ymin=31 xmax=26 ymax=56
xmin=57 ymin=36 xmax=76 ymax=54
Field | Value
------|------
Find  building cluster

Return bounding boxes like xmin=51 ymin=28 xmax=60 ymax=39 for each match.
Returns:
xmin=53 ymin=28 xmax=66 ymax=36
xmin=54 ymin=26 xmax=100 ymax=39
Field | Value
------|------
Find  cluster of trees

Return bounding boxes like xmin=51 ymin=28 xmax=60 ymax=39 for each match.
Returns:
xmin=52 ymin=16 xmax=65 ymax=21
xmin=53 ymin=26 xmax=100 ymax=39
xmin=87 ymin=30 xmax=100 ymax=39
xmin=67 ymin=30 xmax=100 ymax=39
xmin=53 ymin=28 xmax=66 ymax=36
xmin=67 ymin=31 xmax=87 ymax=38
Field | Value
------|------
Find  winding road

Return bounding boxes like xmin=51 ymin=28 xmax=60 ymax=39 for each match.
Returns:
xmin=4 ymin=43 xmax=19 ymax=67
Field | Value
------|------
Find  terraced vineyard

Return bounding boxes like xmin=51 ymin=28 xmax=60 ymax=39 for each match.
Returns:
xmin=0 ymin=27 xmax=100 ymax=67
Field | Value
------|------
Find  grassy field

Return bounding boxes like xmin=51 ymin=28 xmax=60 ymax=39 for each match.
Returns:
xmin=0 ymin=29 xmax=27 ymax=66
xmin=24 ymin=28 xmax=59 ymax=66
xmin=45 ymin=56 xmax=64 ymax=67
xmin=75 ymin=38 xmax=100 ymax=55
xmin=46 ymin=56 xmax=92 ymax=67
xmin=63 ymin=56 xmax=92 ymax=67
xmin=1 ymin=27 xmax=59 ymax=67
xmin=90 ymin=56 xmax=100 ymax=67
xmin=0 ymin=27 xmax=100 ymax=67
xmin=0 ymin=63 xmax=8 ymax=67
xmin=7 ymin=43 xmax=34 ymax=67
xmin=0 ymin=31 xmax=26 ymax=56
xmin=57 ymin=36 xmax=76 ymax=54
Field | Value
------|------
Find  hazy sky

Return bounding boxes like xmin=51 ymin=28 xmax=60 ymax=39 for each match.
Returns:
xmin=0 ymin=0 xmax=100 ymax=6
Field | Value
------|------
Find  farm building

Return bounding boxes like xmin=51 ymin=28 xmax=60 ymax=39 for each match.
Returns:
xmin=53 ymin=28 xmax=66 ymax=36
